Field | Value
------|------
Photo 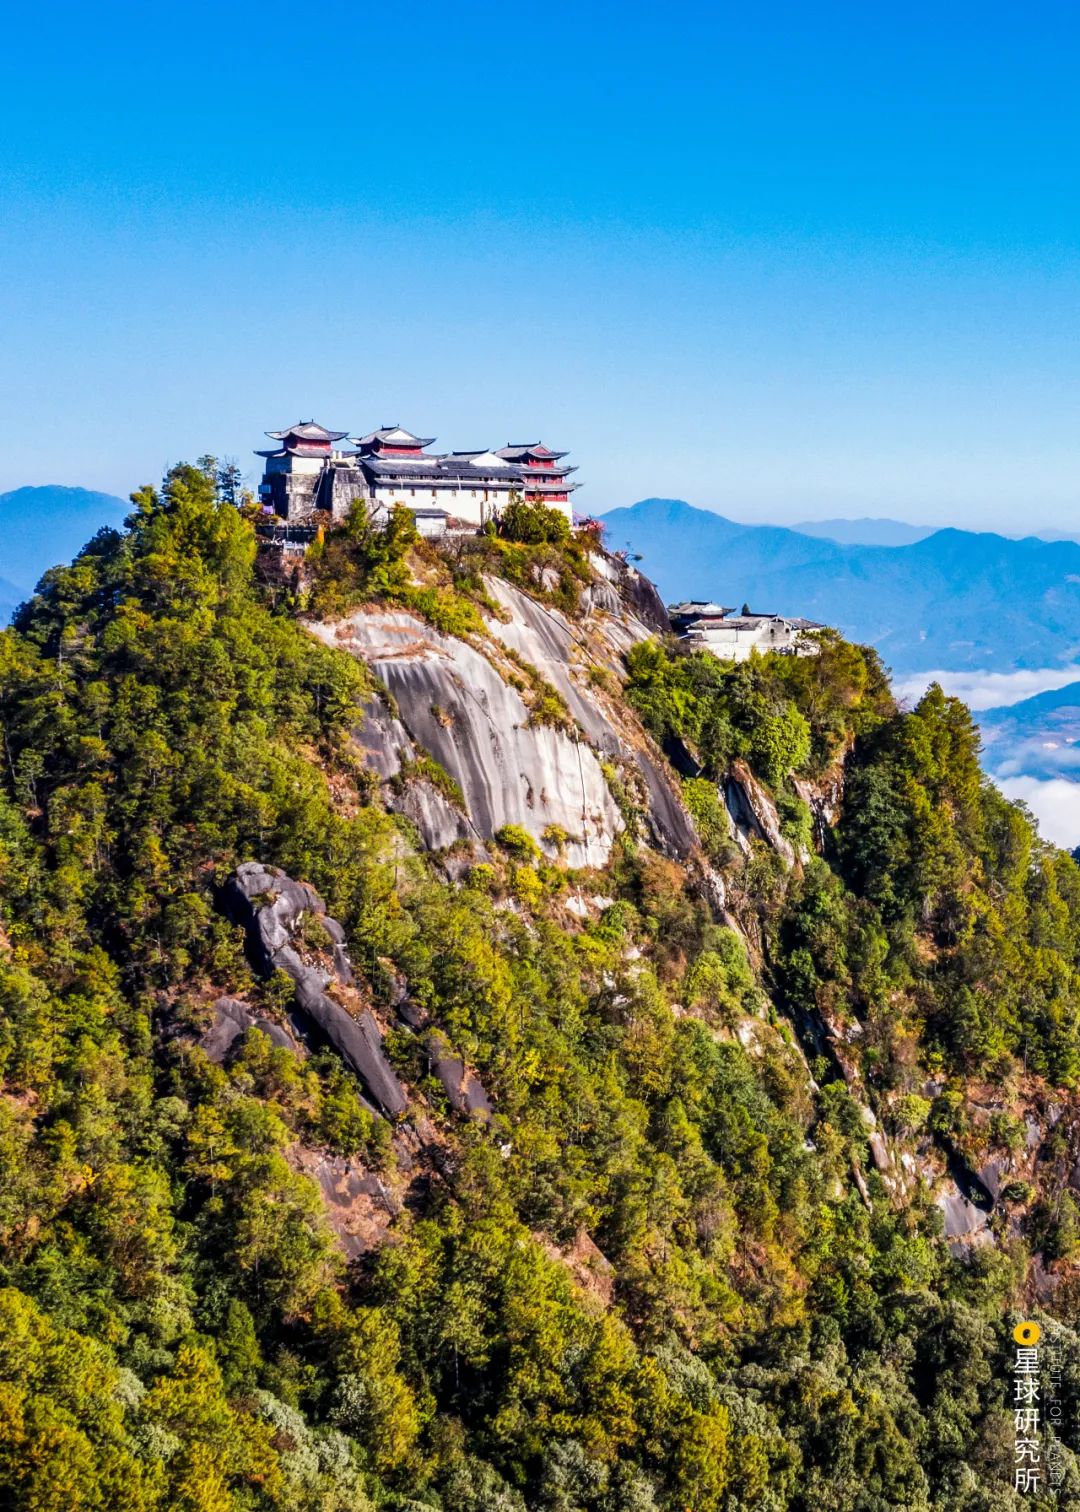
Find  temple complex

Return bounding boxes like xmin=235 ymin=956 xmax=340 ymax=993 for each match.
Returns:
xmin=669 ymin=601 xmax=825 ymax=660
xmin=255 ymin=419 xmax=579 ymax=540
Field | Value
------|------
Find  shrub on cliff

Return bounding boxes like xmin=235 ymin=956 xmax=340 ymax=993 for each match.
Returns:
xmin=499 ymin=498 xmax=571 ymax=545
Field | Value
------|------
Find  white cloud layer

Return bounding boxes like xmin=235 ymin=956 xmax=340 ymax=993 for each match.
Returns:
xmin=894 ymin=665 xmax=1080 ymax=712
xmin=995 ymin=776 xmax=1080 ymax=850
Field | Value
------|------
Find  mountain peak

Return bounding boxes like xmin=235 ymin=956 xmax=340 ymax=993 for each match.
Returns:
xmin=598 ymin=497 xmax=1080 ymax=673
xmin=0 ymin=484 xmax=127 ymax=616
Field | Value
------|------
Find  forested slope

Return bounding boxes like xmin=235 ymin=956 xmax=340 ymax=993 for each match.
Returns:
xmin=2 ymin=463 xmax=1080 ymax=1509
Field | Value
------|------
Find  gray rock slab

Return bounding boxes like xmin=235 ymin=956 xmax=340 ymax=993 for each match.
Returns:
xmin=310 ymin=610 xmax=622 ymax=868
xmin=938 ymin=1183 xmax=990 ymax=1239
xmin=725 ymin=762 xmax=796 ymax=867
xmin=221 ymin=864 xmax=407 ymax=1119
xmin=425 ymin=1030 xmax=493 ymax=1120
xmin=200 ymin=997 xmax=300 ymax=1063
xmin=300 ymin=992 xmax=409 ymax=1120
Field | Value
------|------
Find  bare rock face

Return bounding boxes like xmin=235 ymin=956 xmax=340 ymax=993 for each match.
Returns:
xmin=350 ymin=695 xmax=474 ymax=850
xmin=793 ymin=763 xmax=846 ymax=852
xmin=579 ymin=579 xmax=623 ymax=616
xmin=222 ymin=862 xmax=354 ymax=984
xmin=220 ymin=863 xmax=408 ymax=1119
xmin=424 ymin=1029 xmax=493 ymax=1120
xmin=310 ymin=611 xmax=623 ymax=868
xmin=393 ymin=780 xmax=473 ymax=852
xmin=586 ymin=551 xmax=670 ymax=633
xmin=938 ymin=1183 xmax=993 ymax=1254
xmin=480 ymin=578 xmax=697 ymax=860
xmin=308 ymin=564 xmax=701 ymax=866
xmin=725 ymin=759 xmax=797 ymax=868
xmin=537 ymin=1227 xmax=616 ymax=1306
xmin=288 ymin=1146 xmax=400 ymax=1260
xmin=199 ymin=997 xmax=302 ymax=1064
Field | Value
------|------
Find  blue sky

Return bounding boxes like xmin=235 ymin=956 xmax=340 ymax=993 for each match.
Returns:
xmin=3 ymin=0 xmax=1080 ymax=528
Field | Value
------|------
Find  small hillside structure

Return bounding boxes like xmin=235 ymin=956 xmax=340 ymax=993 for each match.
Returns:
xmin=670 ymin=601 xmax=825 ymax=660
xmin=255 ymin=419 xmax=579 ymax=543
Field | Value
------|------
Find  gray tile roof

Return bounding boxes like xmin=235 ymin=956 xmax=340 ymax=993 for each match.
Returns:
xmin=265 ymin=421 xmax=347 ymax=442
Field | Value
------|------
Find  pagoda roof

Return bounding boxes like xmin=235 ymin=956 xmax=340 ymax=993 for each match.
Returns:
xmin=348 ymin=454 xmax=439 ymax=473
xmin=448 ymin=449 xmax=519 ymax=469
xmin=497 ymin=443 xmax=569 ymax=461
xmin=265 ymin=420 xmax=348 ymax=443
xmin=350 ymin=426 xmax=436 ymax=449
xmin=360 ymin=455 xmax=521 ymax=483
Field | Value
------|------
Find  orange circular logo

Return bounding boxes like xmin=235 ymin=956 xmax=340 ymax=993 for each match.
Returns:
xmin=1013 ymin=1321 xmax=1041 ymax=1346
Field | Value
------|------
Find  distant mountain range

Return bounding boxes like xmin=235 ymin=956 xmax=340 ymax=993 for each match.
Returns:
xmin=789 ymin=516 xmax=1080 ymax=549
xmin=790 ymin=516 xmax=937 ymax=547
xmin=0 ymin=578 xmax=23 ymax=623
xmin=0 ymin=485 xmax=127 ymax=620
xmin=599 ymin=497 xmax=1080 ymax=675
xmin=980 ymin=681 xmax=1080 ymax=782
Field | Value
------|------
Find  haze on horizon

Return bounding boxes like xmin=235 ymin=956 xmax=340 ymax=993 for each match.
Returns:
xmin=4 ymin=1 xmax=1080 ymax=532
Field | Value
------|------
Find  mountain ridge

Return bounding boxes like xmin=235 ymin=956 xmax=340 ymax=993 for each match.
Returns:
xmin=0 ymin=484 xmax=128 ymax=617
xmin=5 ymin=463 xmax=1080 ymax=1504
xmin=600 ymin=497 xmax=1080 ymax=673
xmin=790 ymin=515 xmax=937 ymax=547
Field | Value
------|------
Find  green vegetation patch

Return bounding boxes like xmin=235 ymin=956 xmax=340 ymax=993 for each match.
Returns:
xmin=2 ymin=459 xmax=1080 ymax=1508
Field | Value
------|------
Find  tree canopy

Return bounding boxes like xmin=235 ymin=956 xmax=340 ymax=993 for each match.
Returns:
xmin=0 ymin=462 xmax=1077 ymax=1507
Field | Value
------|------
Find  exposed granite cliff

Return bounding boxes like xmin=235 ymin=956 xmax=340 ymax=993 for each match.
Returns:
xmin=307 ymin=564 xmax=697 ymax=868
xmin=220 ymin=862 xmax=408 ymax=1119
xmin=275 ymin=547 xmax=1080 ymax=1283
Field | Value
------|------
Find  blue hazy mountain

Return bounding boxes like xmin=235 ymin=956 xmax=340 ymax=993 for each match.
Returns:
xmin=979 ymin=681 xmax=1080 ymax=781
xmin=600 ymin=498 xmax=1080 ymax=674
xmin=792 ymin=516 xmax=1080 ymax=548
xmin=790 ymin=517 xmax=937 ymax=547
xmin=0 ymin=485 xmax=128 ymax=618
xmin=0 ymin=577 xmax=23 ymax=622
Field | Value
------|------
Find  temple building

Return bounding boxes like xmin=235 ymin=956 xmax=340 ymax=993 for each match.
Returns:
xmin=255 ymin=419 xmax=580 ymax=540
xmin=255 ymin=421 xmax=351 ymax=522
xmin=670 ymin=602 xmax=825 ymax=661
xmin=496 ymin=444 xmax=577 ymax=507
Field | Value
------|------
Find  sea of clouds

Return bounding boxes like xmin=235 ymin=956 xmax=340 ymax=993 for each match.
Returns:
xmin=893 ymin=664 xmax=1080 ymax=712
xmin=996 ymin=777 xmax=1080 ymax=850
xmin=893 ymin=664 xmax=1080 ymax=849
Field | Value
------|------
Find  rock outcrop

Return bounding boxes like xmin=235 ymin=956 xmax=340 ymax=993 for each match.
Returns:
xmin=288 ymin=1146 xmax=402 ymax=1260
xmin=312 ymin=611 xmax=621 ymax=868
xmin=481 ymin=576 xmax=697 ymax=859
xmin=424 ymin=1029 xmax=493 ymax=1120
xmin=937 ymin=1179 xmax=994 ymax=1254
xmin=725 ymin=759 xmax=798 ymax=867
xmin=351 ymin=694 xmax=473 ymax=850
xmin=198 ymin=996 xmax=303 ymax=1064
xmin=310 ymin=572 xmax=699 ymax=866
xmin=585 ymin=551 xmax=670 ymax=633
xmin=221 ymin=863 xmax=408 ymax=1119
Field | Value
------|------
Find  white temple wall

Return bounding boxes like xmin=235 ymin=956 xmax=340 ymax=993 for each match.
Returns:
xmin=264 ymin=454 xmax=323 ymax=476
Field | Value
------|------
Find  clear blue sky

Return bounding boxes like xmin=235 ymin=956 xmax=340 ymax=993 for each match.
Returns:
xmin=4 ymin=0 xmax=1080 ymax=528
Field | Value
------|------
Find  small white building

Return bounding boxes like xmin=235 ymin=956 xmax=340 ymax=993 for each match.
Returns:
xmin=669 ymin=601 xmax=824 ymax=660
